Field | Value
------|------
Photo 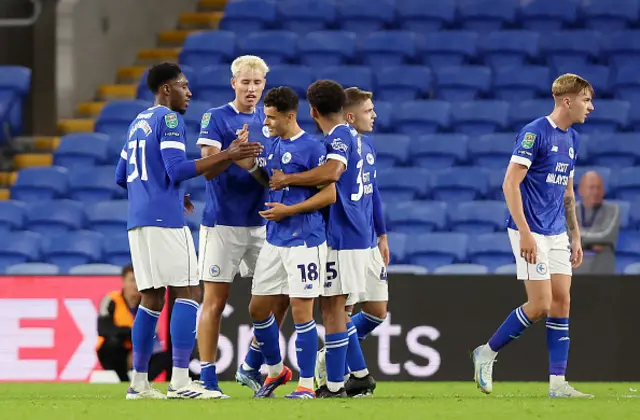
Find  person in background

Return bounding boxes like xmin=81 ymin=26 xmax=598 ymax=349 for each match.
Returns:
xmin=96 ymin=264 xmax=169 ymax=382
xmin=574 ymin=171 xmax=619 ymax=274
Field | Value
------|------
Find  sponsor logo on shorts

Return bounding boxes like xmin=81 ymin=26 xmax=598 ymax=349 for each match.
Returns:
xmin=536 ymin=263 xmax=547 ymax=275
xmin=304 ymin=284 xmax=313 ymax=290
xmin=209 ymin=265 xmax=221 ymax=277
xmin=380 ymin=266 xmax=388 ymax=281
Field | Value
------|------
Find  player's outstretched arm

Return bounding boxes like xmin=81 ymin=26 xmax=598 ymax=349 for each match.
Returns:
xmin=200 ymin=145 xmax=232 ymax=181
xmin=270 ymin=160 xmax=345 ymax=190
xmin=564 ymin=178 xmax=583 ymax=268
xmin=259 ymin=183 xmax=336 ymax=222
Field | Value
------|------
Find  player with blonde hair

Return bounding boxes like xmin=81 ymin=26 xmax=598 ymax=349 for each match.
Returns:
xmin=472 ymin=74 xmax=595 ymax=398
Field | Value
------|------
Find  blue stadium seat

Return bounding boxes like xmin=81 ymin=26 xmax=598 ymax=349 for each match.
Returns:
xmin=5 ymin=262 xmax=60 ymax=275
xmin=494 ymin=263 xmax=517 ymax=274
xmin=629 ymin=100 xmax=640 ymax=131
xmin=220 ymin=0 xmax=277 ymax=33
xmin=479 ymin=31 xmax=540 ymax=69
xmin=267 ymin=66 xmax=313 ymax=97
xmin=185 ymin=200 xmax=204 ymax=232
xmin=419 ymin=31 xmax=479 ymax=69
xmin=86 ymin=200 xmax=128 ymax=236
xmin=609 ymin=200 xmax=631 ymax=231
xmin=377 ymin=167 xmax=430 ymax=201
xmin=239 ymin=31 xmax=299 ymax=65
xmin=579 ymin=100 xmax=630 ymax=134
xmin=431 ymin=167 xmax=490 ymax=202
xmin=397 ymin=0 xmax=455 ymax=32
xmin=0 ymin=231 xmax=42 ymax=272
xmin=26 ymin=200 xmax=85 ymax=236
xmin=410 ymin=134 xmax=468 ymax=169
xmin=104 ymin=233 xmax=131 ymax=266
xmin=612 ymin=65 xmax=640 ymax=102
xmin=0 ymin=200 xmax=26 ymax=233
xmin=540 ymin=31 xmax=601 ymax=68
xmin=386 ymin=264 xmax=428 ymax=275
xmin=623 ymin=262 xmax=640 ymax=274
xmin=296 ymin=100 xmax=317 ymax=135
xmin=435 ymin=66 xmax=492 ymax=101
xmin=450 ymin=201 xmax=507 ymax=234
xmin=179 ymin=31 xmax=236 ymax=69
xmin=629 ymin=200 xmax=640 ymax=229
xmin=386 ymin=201 xmax=448 ymax=234
xmin=615 ymin=231 xmax=640 ymax=273
xmin=467 ymin=232 xmax=515 ymax=271
xmin=372 ymin=101 xmax=394 ymax=132
xmin=392 ymin=100 xmax=451 ymax=135
xmin=509 ymin=99 xmax=554 ymax=131
xmin=10 ymin=166 xmax=69 ymax=202
xmin=519 ymin=0 xmax=578 ymax=31
xmin=611 ymin=168 xmax=640 ymax=201
xmin=387 ymin=232 xmax=407 ymax=264
xmin=186 ymin=138 xmax=200 ymax=160
xmin=277 ymin=0 xmax=336 ymax=34
xmin=434 ymin=264 xmax=489 ymax=274
xmin=69 ymin=263 xmax=122 ymax=275
xmin=375 ymin=66 xmax=432 ymax=102
xmin=360 ymin=31 xmax=418 ymax=67
xmin=588 ymin=134 xmax=640 ymax=167
xmin=371 ymin=134 xmax=410 ymax=168
xmin=450 ymin=101 xmax=509 ymax=135
xmin=573 ymin=166 xmax=612 ymax=193
xmin=487 ymin=168 xmax=507 ymax=200
xmin=405 ymin=232 xmax=468 ymax=272
xmin=68 ymin=166 xmax=122 ymax=202
xmin=603 ymin=31 xmax=640 ymax=69
xmin=458 ymin=0 xmax=518 ymax=33
xmin=494 ymin=66 xmax=550 ymax=102
xmin=54 ymin=133 xmax=110 ymax=168
xmin=182 ymin=100 xmax=212 ymax=134
xmin=553 ymin=65 xmax=610 ymax=97
xmin=582 ymin=0 xmax=639 ymax=32
xmin=314 ymin=66 xmax=373 ymax=92
xmin=469 ymin=133 xmax=515 ymax=169
xmin=196 ymin=65 xmax=235 ymax=105
xmin=336 ymin=0 xmax=396 ymax=34
xmin=0 ymin=65 xmax=31 ymax=136
xmin=95 ymin=100 xmax=149 ymax=139
xmin=298 ymin=32 xmax=357 ymax=67
xmin=43 ymin=230 xmax=103 ymax=272
xmin=183 ymin=176 xmax=207 ymax=202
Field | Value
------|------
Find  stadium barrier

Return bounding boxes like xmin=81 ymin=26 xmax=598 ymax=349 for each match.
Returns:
xmin=1 ymin=275 xmax=639 ymax=382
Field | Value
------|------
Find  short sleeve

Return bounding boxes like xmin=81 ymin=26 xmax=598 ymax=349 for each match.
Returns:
xmin=325 ymin=133 xmax=352 ymax=168
xmin=510 ymin=129 xmax=541 ymax=168
xmin=197 ymin=110 xmax=224 ymax=149
xmin=159 ymin=112 xmax=187 ymax=153
xmin=308 ymin=142 xmax=327 ymax=169
xmin=569 ymin=131 xmax=580 ymax=179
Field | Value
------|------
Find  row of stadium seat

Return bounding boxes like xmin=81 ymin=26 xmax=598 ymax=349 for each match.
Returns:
xmin=179 ymin=30 xmax=640 ymax=70
xmin=5 ymin=262 xmax=123 ymax=276
xmin=0 ymin=65 xmax=31 ymax=142
xmin=216 ymin=0 xmax=640 ymax=34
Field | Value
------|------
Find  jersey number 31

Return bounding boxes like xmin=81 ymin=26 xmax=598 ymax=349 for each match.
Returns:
xmin=127 ymin=140 xmax=148 ymax=182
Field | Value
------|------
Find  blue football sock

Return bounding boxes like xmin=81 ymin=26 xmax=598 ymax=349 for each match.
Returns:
xmin=346 ymin=321 xmax=368 ymax=376
xmin=351 ymin=311 xmax=385 ymax=340
xmin=171 ymin=298 xmax=199 ymax=369
xmin=243 ymin=341 xmax=264 ymax=371
xmin=132 ymin=305 xmax=160 ymax=373
xmin=325 ymin=332 xmax=349 ymax=391
xmin=253 ymin=314 xmax=282 ymax=366
xmin=200 ymin=362 xmax=218 ymax=389
xmin=546 ymin=317 xmax=569 ymax=376
xmin=487 ymin=306 xmax=532 ymax=352
xmin=295 ymin=320 xmax=318 ymax=380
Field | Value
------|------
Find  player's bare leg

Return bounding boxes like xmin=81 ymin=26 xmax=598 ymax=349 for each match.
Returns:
xmin=284 ymin=297 xmax=318 ymax=399
xmin=547 ymin=274 xmax=592 ymax=398
xmin=316 ymin=295 xmax=348 ymax=398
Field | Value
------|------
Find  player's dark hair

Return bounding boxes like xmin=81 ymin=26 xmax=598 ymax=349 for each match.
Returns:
xmin=121 ymin=264 xmax=134 ymax=278
xmin=306 ymin=80 xmax=346 ymax=116
xmin=147 ymin=62 xmax=182 ymax=94
xmin=264 ymin=86 xmax=299 ymax=113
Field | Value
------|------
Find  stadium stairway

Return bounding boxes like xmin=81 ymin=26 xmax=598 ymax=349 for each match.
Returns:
xmin=1 ymin=0 xmax=227 ymax=201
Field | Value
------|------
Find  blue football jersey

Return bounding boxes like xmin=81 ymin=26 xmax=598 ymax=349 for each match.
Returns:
xmin=120 ymin=105 xmax=188 ymax=230
xmin=196 ymin=103 xmax=272 ymax=227
xmin=324 ymin=124 xmax=371 ymax=250
xmin=507 ymin=116 xmax=580 ymax=236
xmin=262 ymin=131 xmax=327 ymax=247
xmin=361 ymin=135 xmax=379 ymax=248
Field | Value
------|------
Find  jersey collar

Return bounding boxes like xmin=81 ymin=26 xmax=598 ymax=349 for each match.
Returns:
xmin=546 ymin=116 xmax=568 ymax=133
xmin=328 ymin=123 xmax=348 ymax=136
xmin=228 ymin=102 xmax=255 ymax=115
xmin=289 ymin=130 xmax=305 ymax=141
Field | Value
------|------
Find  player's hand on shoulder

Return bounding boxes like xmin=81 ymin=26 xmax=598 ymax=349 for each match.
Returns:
xmin=269 ymin=169 xmax=288 ymax=191
xmin=519 ymin=231 xmax=537 ymax=264
xmin=571 ymin=237 xmax=583 ymax=268
xmin=183 ymin=194 xmax=195 ymax=215
xmin=258 ymin=202 xmax=291 ymax=222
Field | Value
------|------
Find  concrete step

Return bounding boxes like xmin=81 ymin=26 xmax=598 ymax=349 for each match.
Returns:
xmin=178 ymin=11 xmax=223 ymax=29
xmin=57 ymin=119 xmax=95 ymax=135
xmin=199 ymin=0 xmax=228 ymax=11
xmin=13 ymin=153 xmax=53 ymax=170
xmin=136 ymin=48 xmax=181 ymax=66
xmin=158 ymin=29 xmax=199 ymax=47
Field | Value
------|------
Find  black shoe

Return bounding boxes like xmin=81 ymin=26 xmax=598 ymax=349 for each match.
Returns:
xmin=315 ymin=385 xmax=347 ymax=398
xmin=345 ymin=374 xmax=376 ymax=397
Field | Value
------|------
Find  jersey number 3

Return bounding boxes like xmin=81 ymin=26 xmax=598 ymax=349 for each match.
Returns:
xmin=127 ymin=140 xmax=148 ymax=182
xmin=351 ymin=159 xmax=364 ymax=202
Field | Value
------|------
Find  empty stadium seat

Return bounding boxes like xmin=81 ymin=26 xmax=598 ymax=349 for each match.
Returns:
xmin=86 ymin=200 xmax=128 ymax=235
xmin=509 ymin=99 xmax=554 ymax=131
xmin=450 ymin=101 xmax=509 ymax=135
xmin=405 ymin=232 xmax=468 ymax=271
xmin=371 ymin=134 xmax=410 ymax=168
xmin=458 ymin=0 xmax=518 ymax=33
xmin=68 ymin=166 xmax=123 ymax=202
xmin=588 ymin=134 xmax=640 ymax=167
xmin=540 ymin=31 xmax=601 ymax=68
xmin=336 ymin=0 xmax=396 ymax=34
xmin=360 ymin=31 xmax=418 ymax=67
xmin=377 ymin=167 xmax=430 ymax=201
xmin=5 ymin=262 xmax=60 ymax=275
xmin=419 ymin=31 xmax=478 ymax=68
xmin=296 ymin=100 xmax=317 ymax=135
xmin=43 ymin=230 xmax=103 ymax=272
xmin=0 ymin=200 xmax=25 ymax=233
xmin=583 ymin=0 xmax=639 ymax=32
xmin=267 ymin=66 xmax=313 ymax=97
xmin=610 ymin=200 xmax=632 ymax=231
xmin=431 ymin=167 xmax=490 ymax=202
xmin=553 ymin=65 xmax=610 ymax=97
xmin=392 ymin=100 xmax=451 ymax=135
xmin=611 ymin=167 xmax=640 ymax=201
xmin=10 ymin=166 xmax=69 ymax=202
xmin=196 ymin=65 xmax=235 ymax=105
xmin=479 ymin=31 xmax=540 ymax=69
xmin=603 ymin=31 xmax=640 ymax=69
xmin=579 ymin=100 xmax=630 ymax=134
xmin=69 ymin=264 xmax=122 ymax=275
xmin=494 ymin=66 xmax=550 ymax=102
xmin=314 ymin=66 xmax=373 ymax=92
xmin=494 ymin=263 xmax=517 ymax=274
xmin=26 ymin=200 xmax=85 ymax=236
xmin=182 ymin=100 xmax=212 ymax=134
xmin=386 ymin=264 xmax=429 ymax=275
xmin=0 ymin=65 xmax=31 ymax=136
xmin=467 ymin=232 xmax=515 ymax=271
xmin=469 ymin=133 xmax=515 ymax=169
xmin=450 ymin=201 xmax=507 ymax=234
xmin=54 ymin=133 xmax=110 ymax=168
xmin=103 ymin=233 xmax=131 ymax=266
xmin=239 ymin=31 xmax=299 ymax=65
xmin=371 ymin=101 xmax=394 ymax=132
xmin=435 ymin=66 xmax=492 ymax=101
xmin=629 ymin=99 xmax=640 ymax=131
xmin=487 ymin=168 xmax=507 ymax=200
xmin=519 ymin=0 xmax=578 ymax=31
xmin=397 ymin=0 xmax=455 ymax=32
xmin=95 ymin=101 xmax=149 ymax=138
xmin=0 ymin=231 xmax=42 ymax=272
xmin=434 ymin=264 xmax=489 ymax=274
xmin=180 ymin=31 xmax=237 ymax=69
xmin=410 ymin=134 xmax=468 ymax=169
xmin=297 ymin=31 xmax=357 ymax=67
xmin=277 ymin=0 xmax=336 ymax=34
xmin=615 ymin=231 xmax=640 ymax=273
xmin=220 ymin=0 xmax=277 ymax=33
xmin=386 ymin=201 xmax=448 ymax=234
xmin=612 ymin=65 xmax=640 ymax=102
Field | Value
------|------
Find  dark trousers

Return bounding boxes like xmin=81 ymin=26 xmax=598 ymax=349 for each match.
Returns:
xmin=97 ymin=338 xmax=170 ymax=382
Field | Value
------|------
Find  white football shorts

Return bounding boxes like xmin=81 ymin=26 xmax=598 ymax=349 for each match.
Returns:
xmin=128 ymin=226 xmax=198 ymax=291
xmin=324 ymin=247 xmax=369 ymax=298
xmin=252 ymin=242 xmax=327 ymax=298
xmin=346 ymin=246 xmax=389 ymax=306
xmin=507 ymin=228 xmax=572 ymax=281
xmin=198 ymin=225 xmax=266 ymax=282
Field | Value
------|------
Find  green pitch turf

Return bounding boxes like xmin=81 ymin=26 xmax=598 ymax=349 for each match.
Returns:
xmin=1 ymin=382 xmax=638 ymax=420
